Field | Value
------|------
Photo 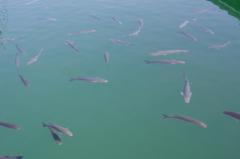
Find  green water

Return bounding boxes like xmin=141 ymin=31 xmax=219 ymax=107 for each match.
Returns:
xmin=1 ymin=0 xmax=240 ymax=158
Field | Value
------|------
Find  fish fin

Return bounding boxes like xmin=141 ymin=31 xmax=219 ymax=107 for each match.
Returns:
xmin=161 ymin=114 xmax=169 ymax=119
xmin=180 ymin=91 xmax=184 ymax=96
xmin=42 ymin=122 xmax=47 ymax=127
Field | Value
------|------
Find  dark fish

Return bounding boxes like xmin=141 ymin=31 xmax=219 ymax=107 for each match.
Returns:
xmin=0 ymin=121 xmax=20 ymax=130
xmin=65 ymin=40 xmax=80 ymax=53
xmin=223 ymin=111 xmax=240 ymax=120
xmin=111 ymin=16 xmax=122 ymax=25
xmin=179 ymin=31 xmax=198 ymax=42
xmin=49 ymin=128 xmax=62 ymax=145
xmin=69 ymin=76 xmax=108 ymax=84
xmin=104 ymin=51 xmax=110 ymax=64
xmin=144 ymin=59 xmax=186 ymax=64
xmin=0 ymin=156 xmax=23 ymax=159
xmin=181 ymin=75 xmax=192 ymax=104
xmin=18 ymin=74 xmax=30 ymax=87
xmin=43 ymin=122 xmax=73 ymax=137
xmin=162 ymin=114 xmax=207 ymax=128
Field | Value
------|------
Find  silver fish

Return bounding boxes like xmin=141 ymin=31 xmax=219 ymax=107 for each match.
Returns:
xmin=0 ymin=156 xmax=23 ymax=159
xmin=65 ymin=40 xmax=80 ymax=53
xmin=144 ymin=59 xmax=186 ymax=65
xmin=110 ymin=38 xmax=130 ymax=46
xmin=68 ymin=29 xmax=96 ymax=36
xmin=179 ymin=20 xmax=190 ymax=29
xmin=179 ymin=31 xmax=198 ymax=42
xmin=0 ymin=121 xmax=20 ymax=130
xmin=181 ymin=76 xmax=192 ymax=104
xmin=112 ymin=17 xmax=122 ymax=25
xmin=162 ymin=114 xmax=207 ymax=128
xmin=70 ymin=76 xmax=108 ymax=84
xmin=43 ymin=122 xmax=73 ymax=137
xmin=209 ymin=41 xmax=230 ymax=49
xmin=104 ymin=51 xmax=110 ymax=64
xmin=18 ymin=74 xmax=30 ymax=87
xmin=150 ymin=49 xmax=189 ymax=56
xmin=223 ymin=110 xmax=240 ymax=120
xmin=27 ymin=48 xmax=44 ymax=65
xmin=129 ymin=19 xmax=144 ymax=37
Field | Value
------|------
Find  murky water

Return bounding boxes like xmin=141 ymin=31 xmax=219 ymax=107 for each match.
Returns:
xmin=1 ymin=0 xmax=240 ymax=158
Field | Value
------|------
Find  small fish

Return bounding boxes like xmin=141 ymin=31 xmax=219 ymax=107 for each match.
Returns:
xmin=18 ymin=74 xmax=30 ymax=87
xmin=129 ymin=19 xmax=144 ymax=37
xmin=43 ymin=122 xmax=73 ymax=137
xmin=68 ymin=29 xmax=96 ymax=36
xmin=161 ymin=114 xmax=207 ymax=128
xmin=27 ymin=48 xmax=44 ymax=65
xmin=65 ymin=40 xmax=80 ymax=53
xmin=49 ymin=128 xmax=62 ymax=145
xmin=179 ymin=20 xmax=190 ymax=29
xmin=150 ymin=50 xmax=189 ymax=56
xmin=0 ymin=156 xmax=23 ymax=159
xmin=25 ymin=0 xmax=39 ymax=5
xmin=70 ymin=76 xmax=108 ymax=84
xmin=46 ymin=17 xmax=57 ymax=22
xmin=15 ymin=53 xmax=20 ymax=68
xmin=209 ymin=41 xmax=230 ymax=49
xmin=223 ymin=111 xmax=240 ymax=120
xmin=181 ymin=75 xmax=192 ymax=104
xmin=144 ymin=59 xmax=186 ymax=65
xmin=104 ymin=51 xmax=110 ymax=64
xmin=112 ymin=16 xmax=122 ymax=25
xmin=89 ymin=15 xmax=101 ymax=20
xmin=0 ymin=121 xmax=20 ymax=130
xmin=202 ymin=26 xmax=215 ymax=35
xmin=179 ymin=31 xmax=198 ymax=42
xmin=15 ymin=44 xmax=25 ymax=54
xmin=110 ymin=38 xmax=130 ymax=46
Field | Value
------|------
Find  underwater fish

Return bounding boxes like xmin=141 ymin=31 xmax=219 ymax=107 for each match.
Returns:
xmin=49 ymin=128 xmax=62 ymax=145
xmin=129 ymin=19 xmax=144 ymax=37
xmin=179 ymin=20 xmax=190 ymax=29
xmin=209 ymin=41 xmax=230 ymax=49
xmin=25 ymin=0 xmax=39 ymax=5
xmin=15 ymin=53 xmax=20 ymax=68
xmin=104 ymin=51 xmax=110 ymax=64
xmin=223 ymin=111 xmax=240 ymax=120
xmin=27 ymin=48 xmax=44 ymax=65
xmin=65 ymin=40 xmax=80 ymax=53
xmin=144 ymin=59 xmax=186 ymax=65
xmin=150 ymin=49 xmax=189 ymax=56
xmin=161 ymin=114 xmax=207 ymax=128
xmin=181 ymin=75 xmax=192 ymax=104
xmin=0 ymin=121 xmax=20 ymax=130
xmin=15 ymin=44 xmax=25 ymax=55
xmin=112 ymin=17 xmax=122 ymax=25
xmin=110 ymin=38 xmax=130 ymax=46
xmin=179 ymin=31 xmax=198 ymax=42
xmin=43 ymin=122 xmax=73 ymax=137
xmin=70 ymin=76 xmax=108 ymax=84
xmin=89 ymin=15 xmax=101 ymax=20
xmin=18 ymin=74 xmax=30 ymax=87
xmin=202 ymin=26 xmax=215 ymax=35
xmin=0 ymin=156 xmax=23 ymax=159
xmin=68 ymin=29 xmax=96 ymax=36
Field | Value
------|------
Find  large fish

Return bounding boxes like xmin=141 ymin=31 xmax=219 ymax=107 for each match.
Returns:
xmin=65 ymin=40 xmax=80 ymax=53
xmin=0 ymin=156 xmax=23 ymax=159
xmin=18 ymin=74 xmax=30 ymax=87
xmin=104 ymin=51 xmax=110 ymax=64
xmin=68 ymin=29 xmax=96 ymax=36
xmin=129 ymin=19 xmax=144 ymax=37
xmin=223 ymin=111 xmax=240 ymax=120
xmin=179 ymin=31 xmax=198 ymax=42
xmin=209 ymin=41 xmax=230 ymax=49
xmin=27 ymin=48 xmax=44 ymax=65
xmin=70 ymin=76 xmax=108 ymax=84
xmin=181 ymin=75 xmax=192 ymax=104
xmin=161 ymin=114 xmax=207 ymax=128
xmin=150 ymin=49 xmax=189 ymax=56
xmin=43 ymin=122 xmax=73 ymax=137
xmin=0 ymin=121 xmax=20 ymax=130
xmin=144 ymin=59 xmax=186 ymax=65
xmin=49 ymin=128 xmax=62 ymax=145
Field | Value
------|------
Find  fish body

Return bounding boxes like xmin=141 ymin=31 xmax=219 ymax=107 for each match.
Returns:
xmin=68 ymin=29 xmax=96 ymax=36
xmin=209 ymin=41 xmax=230 ymax=49
xmin=181 ymin=76 xmax=192 ymax=104
xmin=0 ymin=121 xmax=20 ymax=130
xmin=112 ymin=17 xmax=122 ymax=25
xmin=150 ymin=49 xmax=189 ymax=56
xmin=104 ymin=51 xmax=110 ymax=64
xmin=43 ymin=122 xmax=73 ymax=137
xmin=0 ymin=156 xmax=23 ymax=159
xmin=70 ymin=76 xmax=108 ymax=84
xmin=27 ymin=48 xmax=43 ymax=65
xmin=129 ymin=19 xmax=144 ymax=37
xmin=179 ymin=31 xmax=198 ymax=42
xmin=49 ymin=128 xmax=62 ymax=145
xmin=223 ymin=111 xmax=240 ymax=120
xmin=65 ymin=40 xmax=80 ymax=53
xmin=89 ymin=15 xmax=101 ymax=20
xmin=179 ymin=20 xmax=190 ymax=29
xmin=18 ymin=74 xmax=30 ymax=87
xmin=144 ymin=59 xmax=186 ymax=65
xmin=162 ymin=114 xmax=207 ymax=128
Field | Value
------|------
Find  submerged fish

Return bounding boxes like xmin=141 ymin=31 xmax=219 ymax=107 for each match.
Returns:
xmin=209 ymin=41 xmax=230 ymax=49
xmin=43 ymin=122 xmax=73 ymax=137
xmin=162 ymin=114 xmax=207 ymax=128
xmin=202 ymin=26 xmax=215 ymax=35
xmin=0 ymin=156 xmax=23 ymax=159
xmin=112 ymin=17 xmax=122 ymax=25
xmin=89 ymin=15 xmax=101 ymax=20
xmin=129 ymin=19 xmax=144 ymax=37
xmin=68 ymin=29 xmax=96 ymax=36
xmin=104 ymin=51 xmax=110 ymax=64
xmin=0 ymin=121 xmax=20 ymax=130
xmin=49 ymin=128 xmax=62 ymax=145
xmin=179 ymin=31 xmax=198 ymax=42
xmin=18 ymin=74 xmax=30 ymax=87
xmin=15 ymin=44 xmax=25 ymax=55
xmin=65 ymin=40 xmax=80 ymax=53
xmin=27 ymin=48 xmax=44 ymax=65
xmin=70 ymin=76 xmax=108 ymax=84
xmin=150 ymin=49 xmax=189 ymax=56
xmin=179 ymin=20 xmax=190 ymax=29
xmin=110 ymin=38 xmax=130 ymax=46
xmin=181 ymin=75 xmax=192 ymax=104
xmin=223 ymin=111 xmax=240 ymax=120
xmin=25 ymin=0 xmax=39 ymax=5
xmin=15 ymin=53 xmax=21 ymax=68
xmin=144 ymin=59 xmax=186 ymax=65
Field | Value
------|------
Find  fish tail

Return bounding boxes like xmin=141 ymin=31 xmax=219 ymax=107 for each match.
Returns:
xmin=161 ymin=114 xmax=169 ymax=119
xmin=42 ymin=122 xmax=47 ymax=127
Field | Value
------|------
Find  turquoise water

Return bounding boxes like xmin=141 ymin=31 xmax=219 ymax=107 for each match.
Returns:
xmin=1 ymin=0 xmax=240 ymax=158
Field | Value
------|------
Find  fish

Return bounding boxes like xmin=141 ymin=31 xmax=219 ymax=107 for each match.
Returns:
xmin=65 ymin=40 xmax=80 ymax=53
xmin=144 ymin=59 xmax=186 ymax=65
xmin=49 ymin=128 xmax=62 ymax=145
xmin=209 ymin=41 xmax=230 ymax=49
xmin=68 ymin=29 xmax=96 ymax=36
xmin=161 ymin=114 xmax=207 ymax=128
xmin=223 ymin=111 xmax=240 ymax=120
xmin=27 ymin=48 xmax=44 ymax=65
xmin=15 ymin=44 xmax=25 ymax=55
xmin=181 ymin=75 xmax=192 ymax=104
xmin=110 ymin=38 xmax=130 ymax=46
xmin=150 ymin=49 xmax=189 ymax=56
xmin=25 ymin=0 xmax=39 ymax=5
xmin=179 ymin=31 xmax=198 ymax=42
xmin=202 ymin=26 xmax=215 ymax=35
xmin=18 ymin=74 xmax=30 ymax=87
xmin=15 ymin=53 xmax=20 ymax=68
xmin=112 ymin=17 xmax=122 ymax=25
xmin=0 ymin=121 xmax=20 ymax=130
xmin=46 ymin=17 xmax=57 ymax=22
xmin=42 ymin=122 xmax=73 ymax=137
xmin=69 ymin=76 xmax=108 ymax=84
xmin=104 ymin=51 xmax=110 ymax=64
xmin=179 ymin=20 xmax=190 ymax=29
xmin=89 ymin=15 xmax=101 ymax=20
xmin=129 ymin=19 xmax=144 ymax=37
xmin=0 ymin=156 xmax=23 ymax=159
